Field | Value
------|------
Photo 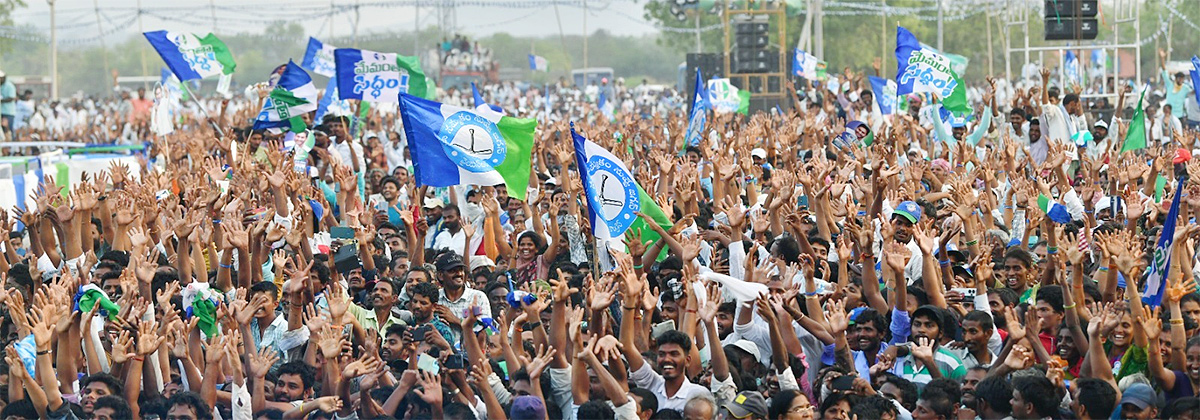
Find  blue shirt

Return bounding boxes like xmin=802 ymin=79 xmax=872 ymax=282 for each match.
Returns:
xmin=0 ymin=81 xmax=15 ymax=116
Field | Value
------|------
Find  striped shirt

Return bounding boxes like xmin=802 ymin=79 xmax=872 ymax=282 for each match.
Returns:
xmin=890 ymin=346 xmax=967 ymax=388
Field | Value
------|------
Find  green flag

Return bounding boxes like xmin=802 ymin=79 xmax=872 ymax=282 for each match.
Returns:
xmin=736 ymin=90 xmax=751 ymax=115
xmin=1122 ymin=91 xmax=1147 ymax=152
xmin=397 ymin=55 xmax=435 ymax=100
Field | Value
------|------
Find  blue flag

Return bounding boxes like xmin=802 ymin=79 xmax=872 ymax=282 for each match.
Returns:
xmin=684 ymin=68 xmax=708 ymax=150
xmin=868 ymin=76 xmax=896 ymax=115
xmin=301 ymin=37 xmax=337 ymax=77
xmin=1190 ymin=56 xmax=1200 ymax=105
xmin=399 ymin=93 xmax=536 ymax=199
xmin=1143 ymin=177 xmax=1186 ymax=308
xmin=471 ymin=82 xmax=505 ymax=115
xmin=143 ymin=31 xmax=237 ymax=81
xmin=1064 ymin=50 xmax=1081 ymax=86
xmin=895 ymin=26 xmax=968 ymax=114
xmin=598 ymin=90 xmax=614 ymax=121
xmin=334 ymin=48 xmax=432 ymax=102
xmin=254 ymin=61 xmax=318 ymax=132
xmin=315 ymin=75 xmax=338 ymax=123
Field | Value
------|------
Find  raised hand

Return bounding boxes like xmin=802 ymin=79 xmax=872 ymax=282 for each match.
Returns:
xmin=413 ymin=371 xmax=443 ymax=406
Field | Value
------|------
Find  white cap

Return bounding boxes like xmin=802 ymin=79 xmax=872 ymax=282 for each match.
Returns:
xmin=470 ymin=256 xmax=496 ymax=272
xmin=751 ymin=148 xmax=767 ymax=159
xmin=1095 ymin=196 xmax=1112 ymax=212
xmin=423 ymin=197 xmax=445 ymax=209
xmin=730 ymin=340 xmax=762 ymax=364
xmin=0 ymin=71 xmax=7 ymax=78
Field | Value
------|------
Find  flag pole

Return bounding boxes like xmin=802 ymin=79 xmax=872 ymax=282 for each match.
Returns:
xmin=181 ymin=82 xmax=224 ymax=139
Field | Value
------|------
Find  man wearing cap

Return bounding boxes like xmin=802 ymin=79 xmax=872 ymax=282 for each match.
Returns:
xmin=1117 ymin=383 xmax=1159 ymax=420
xmin=887 ymin=305 xmax=966 ymax=387
xmin=421 ymin=197 xmax=444 ymax=249
xmin=720 ymin=391 xmax=768 ymax=420
xmin=0 ymin=71 xmax=14 ymax=137
xmin=887 ymin=200 xmax=926 ymax=284
xmin=1089 ymin=120 xmax=1110 ymax=158
xmin=433 ymin=251 xmax=491 ymax=331
xmin=750 ymin=148 xmax=772 ymax=182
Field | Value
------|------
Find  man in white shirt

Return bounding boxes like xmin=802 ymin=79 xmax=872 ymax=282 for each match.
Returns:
xmin=620 ymin=327 xmax=712 ymax=412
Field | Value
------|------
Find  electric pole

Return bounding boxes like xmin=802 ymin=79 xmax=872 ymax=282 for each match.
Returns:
xmin=94 ymin=0 xmax=109 ymax=91
xmin=138 ymin=0 xmax=148 ymax=91
xmin=936 ymin=0 xmax=943 ymax=50
xmin=49 ymin=0 xmax=57 ymax=99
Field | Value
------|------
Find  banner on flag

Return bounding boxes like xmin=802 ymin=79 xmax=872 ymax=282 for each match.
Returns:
xmin=301 ymin=37 xmax=338 ymax=77
xmin=528 ymin=54 xmax=549 ymax=72
xmin=398 ymin=93 xmax=536 ymax=199
xmin=598 ymin=90 xmax=615 ymax=121
xmin=895 ymin=26 xmax=968 ymax=114
xmin=143 ymin=31 xmax=237 ymax=81
xmin=254 ymin=61 xmax=318 ymax=133
xmin=571 ymin=124 xmax=671 ymax=242
xmin=792 ymin=49 xmax=826 ymax=80
xmin=335 ymin=48 xmax=432 ymax=103
xmin=868 ymin=76 xmax=897 ymax=115
xmin=707 ymin=78 xmax=742 ymax=114
xmin=1143 ymin=177 xmax=1186 ymax=308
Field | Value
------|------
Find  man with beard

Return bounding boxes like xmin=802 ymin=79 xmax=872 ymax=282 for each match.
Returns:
xmin=408 ymin=280 xmax=455 ymax=345
xmin=958 ymin=366 xmax=988 ymax=416
xmin=431 ymin=204 xmax=466 ymax=253
xmin=621 ymin=312 xmax=711 ymax=413
xmin=822 ymin=308 xmax=910 ymax=380
xmin=346 ymin=278 xmax=406 ymax=332
xmin=1027 ymin=118 xmax=1048 ymax=165
xmin=273 ymin=361 xmax=317 ymax=407
xmin=949 ymin=311 xmax=999 ymax=369
xmin=422 ymin=197 xmax=445 ymax=249
xmin=381 ymin=324 xmax=407 ymax=364
xmin=887 ymin=306 xmax=966 ymax=388
xmin=888 ymin=200 xmax=925 ymax=284
xmin=1089 ymin=120 xmax=1111 ymax=158
xmin=324 ymin=115 xmax=365 ymax=171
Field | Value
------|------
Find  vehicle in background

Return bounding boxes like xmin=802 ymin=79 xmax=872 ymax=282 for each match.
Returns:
xmin=572 ymin=67 xmax=615 ymax=87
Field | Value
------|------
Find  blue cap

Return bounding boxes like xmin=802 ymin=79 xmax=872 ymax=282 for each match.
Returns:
xmin=1120 ymin=383 xmax=1156 ymax=410
xmin=848 ymin=306 xmax=868 ymax=325
xmin=893 ymin=201 xmax=922 ymax=224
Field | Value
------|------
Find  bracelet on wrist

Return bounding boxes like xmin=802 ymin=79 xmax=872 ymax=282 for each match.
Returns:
xmin=623 ymin=305 xmax=637 ymax=311
xmin=1170 ymin=319 xmax=1185 ymax=325
xmin=938 ymin=260 xmax=950 ymax=267
xmin=1063 ymin=303 xmax=1076 ymax=309
xmin=36 ymin=349 xmax=50 ymax=356
xmin=965 ymin=240 xmax=978 ymax=246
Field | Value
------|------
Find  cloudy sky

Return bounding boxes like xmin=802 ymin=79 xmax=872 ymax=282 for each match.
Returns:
xmin=13 ymin=0 xmax=657 ymax=44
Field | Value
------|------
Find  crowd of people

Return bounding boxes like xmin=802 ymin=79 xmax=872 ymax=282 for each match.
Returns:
xmin=0 ymin=40 xmax=1199 ymax=420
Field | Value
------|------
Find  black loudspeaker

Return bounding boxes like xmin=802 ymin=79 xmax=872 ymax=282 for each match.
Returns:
xmin=686 ymin=53 xmax=725 ymax=112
